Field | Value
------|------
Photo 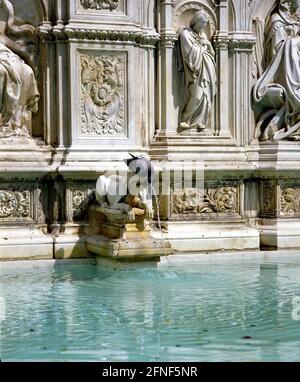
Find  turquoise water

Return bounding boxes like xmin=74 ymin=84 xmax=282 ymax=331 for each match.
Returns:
xmin=1 ymin=258 xmax=300 ymax=362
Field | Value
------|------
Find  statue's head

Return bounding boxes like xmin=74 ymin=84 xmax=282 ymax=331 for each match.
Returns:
xmin=125 ymin=154 xmax=155 ymax=192
xmin=279 ymin=0 xmax=298 ymax=13
xmin=190 ymin=10 xmax=209 ymax=33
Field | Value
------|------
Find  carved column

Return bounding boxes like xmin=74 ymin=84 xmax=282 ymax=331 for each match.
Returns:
xmin=38 ymin=26 xmax=56 ymax=146
xmin=213 ymin=0 xmax=230 ymax=137
xmin=158 ymin=0 xmax=177 ymax=136
xmin=229 ymin=37 xmax=256 ymax=145
xmin=53 ymin=0 xmax=70 ymax=148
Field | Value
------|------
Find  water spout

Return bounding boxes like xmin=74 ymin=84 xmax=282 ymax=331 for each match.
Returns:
xmin=151 ymin=185 xmax=170 ymax=266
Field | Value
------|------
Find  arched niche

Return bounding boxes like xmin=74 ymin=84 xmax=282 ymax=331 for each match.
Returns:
xmin=248 ymin=0 xmax=277 ymax=31
xmin=228 ymin=0 xmax=236 ymax=31
xmin=9 ymin=0 xmax=47 ymax=26
xmin=174 ymin=0 xmax=217 ymax=38
xmin=144 ymin=0 xmax=156 ymax=29
xmin=250 ymin=0 xmax=278 ymax=81
xmin=172 ymin=0 xmax=217 ymax=134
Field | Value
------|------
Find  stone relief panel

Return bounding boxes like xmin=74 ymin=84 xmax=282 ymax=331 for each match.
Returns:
xmin=80 ymin=0 xmax=119 ymax=10
xmin=67 ymin=184 xmax=95 ymax=222
xmin=76 ymin=0 xmax=126 ymax=15
xmin=0 ymin=190 xmax=30 ymax=219
xmin=172 ymin=181 xmax=240 ymax=217
xmin=80 ymin=52 xmax=127 ymax=137
xmin=260 ymin=180 xmax=277 ymax=217
xmin=260 ymin=180 xmax=300 ymax=218
xmin=0 ymin=0 xmax=40 ymax=139
xmin=252 ymin=0 xmax=300 ymax=141
xmin=0 ymin=185 xmax=34 ymax=221
xmin=280 ymin=181 xmax=300 ymax=216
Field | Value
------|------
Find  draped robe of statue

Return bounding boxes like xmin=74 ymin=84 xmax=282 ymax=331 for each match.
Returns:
xmin=179 ymin=27 xmax=217 ymax=132
xmin=0 ymin=41 xmax=39 ymax=137
xmin=0 ymin=0 xmax=40 ymax=138
xmin=253 ymin=7 xmax=300 ymax=140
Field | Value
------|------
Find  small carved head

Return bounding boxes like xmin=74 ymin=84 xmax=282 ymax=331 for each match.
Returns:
xmin=190 ymin=10 xmax=209 ymax=33
xmin=125 ymin=154 xmax=155 ymax=189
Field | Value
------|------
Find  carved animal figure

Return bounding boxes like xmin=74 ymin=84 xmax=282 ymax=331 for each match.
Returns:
xmin=95 ymin=154 xmax=154 ymax=220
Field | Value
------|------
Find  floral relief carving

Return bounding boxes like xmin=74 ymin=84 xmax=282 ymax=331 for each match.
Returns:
xmin=14 ymin=191 xmax=31 ymax=218
xmin=70 ymin=187 xmax=95 ymax=221
xmin=173 ymin=185 xmax=239 ymax=215
xmin=261 ymin=180 xmax=277 ymax=216
xmin=72 ymin=190 xmax=87 ymax=221
xmin=80 ymin=0 xmax=119 ymax=10
xmin=280 ymin=186 xmax=300 ymax=215
xmin=0 ymin=190 xmax=30 ymax=219
xmin=80 ymin=53 xmax=126 ymax=137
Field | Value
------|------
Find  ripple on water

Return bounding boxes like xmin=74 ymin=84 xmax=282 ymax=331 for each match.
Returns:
xmin=1 ymin=261 xmax=300 ymax=361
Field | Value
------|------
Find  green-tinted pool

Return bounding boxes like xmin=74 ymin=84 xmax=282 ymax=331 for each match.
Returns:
xmin=1 ymin=256 xmax=300 ymax=361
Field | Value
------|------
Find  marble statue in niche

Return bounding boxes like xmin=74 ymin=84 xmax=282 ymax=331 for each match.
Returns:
xmin=253 ymin=0 xmax=300 ymax=141
xmin=0 ymin=0 xmax=39 ymax=139
xmin=177 ymin=10 xmax=217 ymax=135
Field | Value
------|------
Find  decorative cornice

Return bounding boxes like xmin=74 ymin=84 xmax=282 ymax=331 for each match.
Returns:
xmin=37 ymin=26 xmax=160 ymax=47
xmin=211 ymin=36 xmax=257 ymax=51
xmin=228 ymin=38 xmax=256 ymax=51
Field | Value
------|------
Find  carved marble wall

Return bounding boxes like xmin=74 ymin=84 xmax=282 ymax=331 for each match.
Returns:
xmin=1 ymin=0 xmax=300 ymax=259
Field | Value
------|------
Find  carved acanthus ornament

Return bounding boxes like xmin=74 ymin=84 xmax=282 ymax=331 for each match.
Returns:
xmin=68 ymin=184 xmax=95 ymax=222
xmin=80 ymin=0 xmax=119 ymax=10
xmin=173 ymin=184 xmax=239 ymax=215
xmin=80 ymin=53 xmax=126 ymax=137
xmin=160 ymin=33 xmax=178 ymax=48
xmin=0 ymin=190 xmax=30 ymax=219
xmin=213 ymin=38 xmax=229 ymax=50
